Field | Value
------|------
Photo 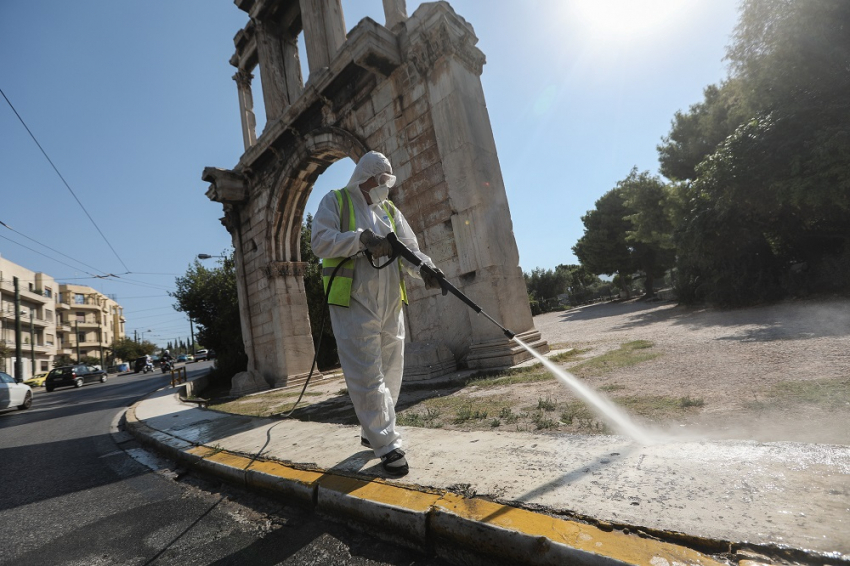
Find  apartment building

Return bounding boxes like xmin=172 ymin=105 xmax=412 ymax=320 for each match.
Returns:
xmin=0 ymin=254 xmax=125 ymax=379
xmin=58 ymin=283 xmax=126 ymax=364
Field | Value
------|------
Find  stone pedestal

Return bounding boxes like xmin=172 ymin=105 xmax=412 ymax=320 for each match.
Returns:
xmin=465 ymin=329 xmax=549 ymax=369
xmin=403 ymin=340 xmax=457 ymax=382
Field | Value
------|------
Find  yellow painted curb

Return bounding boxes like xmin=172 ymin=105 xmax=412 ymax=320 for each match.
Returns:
xmin=316 ymin=474 xmax=443 ymax=550
xmin=143 ymin=436 xmax=727 ymax=565
xmin=245 ymin=459 xmax=326 ymax=486
xmin=432 ymin=493 xmax=726 ymax=566
xmin=318 ymin=474 xmax=442 ymax=512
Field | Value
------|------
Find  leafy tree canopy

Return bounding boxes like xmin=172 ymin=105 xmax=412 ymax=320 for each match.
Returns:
xmin=573 ymin=170 xmax=676 ymax=294
xmin=110 ymin=337 xmax=155 ymax=361
xmin=656 ymin=0 xmax=850 ymax=304
xmin=573 ymin=188 xmax=634 ymax=284
xmin=301 ymin=213 xmax=338 ymax=370
xmin=171 ymin=251 xmax=247 ymax=384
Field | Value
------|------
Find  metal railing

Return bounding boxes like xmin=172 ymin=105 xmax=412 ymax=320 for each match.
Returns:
xmin=170 ymin=366 xmax=187 ymax=388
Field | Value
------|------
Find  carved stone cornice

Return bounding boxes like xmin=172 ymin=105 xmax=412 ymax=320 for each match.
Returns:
xmin=203 ymin=167 xmax=249 ymax=205
xmin=262 ymin=261 xmax=308 ymax=278
xmin=233 ymin=68 xmax=254 ymax=88
xmin=407 ymin=8 xmax=486 ymax=79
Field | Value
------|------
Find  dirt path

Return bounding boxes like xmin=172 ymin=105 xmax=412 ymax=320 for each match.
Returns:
xmin=212 ymin=297 xmax=850 ymax=445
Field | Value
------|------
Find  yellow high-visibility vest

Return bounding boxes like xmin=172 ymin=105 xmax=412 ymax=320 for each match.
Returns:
xmin=322 ymin=188 xmax=408 ymax=307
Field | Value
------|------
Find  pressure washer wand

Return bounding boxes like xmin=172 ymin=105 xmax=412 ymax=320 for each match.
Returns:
xmin=385 ymin=232 xmax=516 ymax=339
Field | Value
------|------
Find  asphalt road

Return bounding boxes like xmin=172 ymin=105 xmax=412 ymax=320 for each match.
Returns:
xmin=0 ymin=362 xmax=449 ymax=566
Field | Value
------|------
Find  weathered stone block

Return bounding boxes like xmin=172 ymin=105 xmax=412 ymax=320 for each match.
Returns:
xmin=230 ymin=368 xmax=271 ymax=396
xmin=370 ymin=80 xmax=395 ymax=114
xmin=403 ymin=340 xmax=457 ymax=381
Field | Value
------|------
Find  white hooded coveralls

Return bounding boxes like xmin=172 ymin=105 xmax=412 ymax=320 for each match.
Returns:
xmin=310 ymin=152 xmax=433 ymax=457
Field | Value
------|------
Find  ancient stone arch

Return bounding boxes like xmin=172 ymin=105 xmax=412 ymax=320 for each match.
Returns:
xmin=204 ymin=0 xmax=548 ymax=391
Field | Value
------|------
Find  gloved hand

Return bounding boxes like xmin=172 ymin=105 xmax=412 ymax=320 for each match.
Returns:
xmin=421 ymin=265 xmax=444 ymax=290
xmin=359 ymin=229 xmax=392 ymax=258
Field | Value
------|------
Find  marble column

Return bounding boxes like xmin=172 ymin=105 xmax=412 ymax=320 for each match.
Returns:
xmin=233 ymin=69 xmax=257 ymax=150
xmin=298 ymin=0 xmax=346 ymax=74
xmin=382 ymin=0 xmax=407 ymax=29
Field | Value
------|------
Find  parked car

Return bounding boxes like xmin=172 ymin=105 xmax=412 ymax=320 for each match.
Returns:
xmin=23 ymin=372 xmax=49 ymax=388
xmin=194 ymin=349 xmax=209 ymax=361
xmin=0 ymin=372 xmax=32 ymax=410
xmin=45 ymin=365 xmax=107 ymax=392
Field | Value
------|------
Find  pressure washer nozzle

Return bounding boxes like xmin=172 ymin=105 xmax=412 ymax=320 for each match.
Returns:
xmin=504 ymin=329 xmax=516 ymax=339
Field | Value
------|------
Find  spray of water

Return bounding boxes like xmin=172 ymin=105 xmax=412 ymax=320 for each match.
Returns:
xmin=513 ymin=336 xmax=655 ymax=445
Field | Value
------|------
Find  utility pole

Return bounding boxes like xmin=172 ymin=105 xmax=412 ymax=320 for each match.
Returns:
xmin=189 ymin=319 xmax=195 ymax=354
xmin=75 ymin=319 xmax=80 ymax=362
xmin=29 ymin=308 xmax=35 ymax=374
xmin=13 ymin=277 xmax=22 ymax=380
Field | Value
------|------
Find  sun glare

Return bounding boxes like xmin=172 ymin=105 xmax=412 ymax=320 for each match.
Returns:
xmin=567 ymin=0 xmax=689 ymax=42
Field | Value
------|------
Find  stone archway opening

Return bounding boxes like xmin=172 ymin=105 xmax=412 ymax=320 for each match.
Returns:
xmin=281 ymin=154 xmax=356 ymax=371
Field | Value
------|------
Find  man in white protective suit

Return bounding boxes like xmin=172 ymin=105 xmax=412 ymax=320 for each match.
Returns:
xmin=311 ymin=151 xmax=443 ymax=476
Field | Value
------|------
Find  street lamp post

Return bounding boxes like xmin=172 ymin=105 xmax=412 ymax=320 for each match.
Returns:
xmin=197 ymin=254 xmax=226 ymax=260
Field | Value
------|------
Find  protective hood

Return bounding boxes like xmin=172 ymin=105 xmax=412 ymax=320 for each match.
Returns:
xmin=345 ymin=151 xmax=393 ymax=196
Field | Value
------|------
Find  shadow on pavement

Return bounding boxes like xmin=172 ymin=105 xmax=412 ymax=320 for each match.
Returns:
xmin=0 ymin=434 xmax=146 ymax=512
xmin=480 ymin=445 xmax=638 ymax=525
xmin=556 ymin=297 xmax=850 ymax=341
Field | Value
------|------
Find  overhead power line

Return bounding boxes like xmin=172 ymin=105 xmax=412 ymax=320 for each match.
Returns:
xmin=0 ymin=86 xmax=130 ymax=272
xmin=0 ymin=219 xmax=109 ymax=276
xmin=0 ymin=233 xmax=100 ymax=276
xmin=0 ymin=222 xmax=174 ymax=292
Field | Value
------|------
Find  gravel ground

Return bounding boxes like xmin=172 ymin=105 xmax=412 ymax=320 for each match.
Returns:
xmin=531 ymin=296 xmax=850 ymax=444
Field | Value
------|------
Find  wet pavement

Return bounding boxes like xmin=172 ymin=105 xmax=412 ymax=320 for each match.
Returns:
xmin=131 ymin=384 xmax=850 ymax=561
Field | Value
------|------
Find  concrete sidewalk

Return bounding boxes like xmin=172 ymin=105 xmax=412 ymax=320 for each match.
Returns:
xmin=124 ymin=376 xmax=849 ymax=566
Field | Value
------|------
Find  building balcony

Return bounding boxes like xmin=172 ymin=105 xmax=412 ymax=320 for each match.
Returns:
xmin=69 ymin=301 xmax=103 ymax=310
xmin=57 ymin=323 xmax=72 ymax=332
xmin=78 ymin=340 xmax=104 ymax=348
xmin=0 ymin=312 xmax=53 ymax=327
xmin=56 ymin=301 xmax=71 ymax=310
xmin=31 ymin=317 xmax=52 ymax=328
xmin=0 ymin=280 xmax=50 ymax=303
xmin=74 ymin=320 xmax=101 ymax=329
xmin=9 ymin=342 xmax=53 ymax=354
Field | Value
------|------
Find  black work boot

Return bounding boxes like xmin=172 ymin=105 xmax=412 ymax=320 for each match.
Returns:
xmin=380 ymin=449 xmax=409 ymax=476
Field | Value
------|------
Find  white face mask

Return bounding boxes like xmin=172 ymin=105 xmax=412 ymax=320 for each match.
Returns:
xmin=368 ymin=183 xmax=389 ymax=204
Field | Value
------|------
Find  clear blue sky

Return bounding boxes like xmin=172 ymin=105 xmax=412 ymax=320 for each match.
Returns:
xmin=0 ymin=0 xmax=739 ymax=347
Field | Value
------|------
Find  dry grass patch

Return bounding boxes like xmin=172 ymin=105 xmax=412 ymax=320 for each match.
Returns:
xmin=210 ymin=391 xmax=323 ymax=418
xmin=571 ymin=340 xmax=660 ymax=378
xmin=548 ymin=348 xmax=587 ymax=363
xmin=613 ymin=395 xmax=706 ymax=421
xmin=745 ymin=378 xmax=849 ymax=411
